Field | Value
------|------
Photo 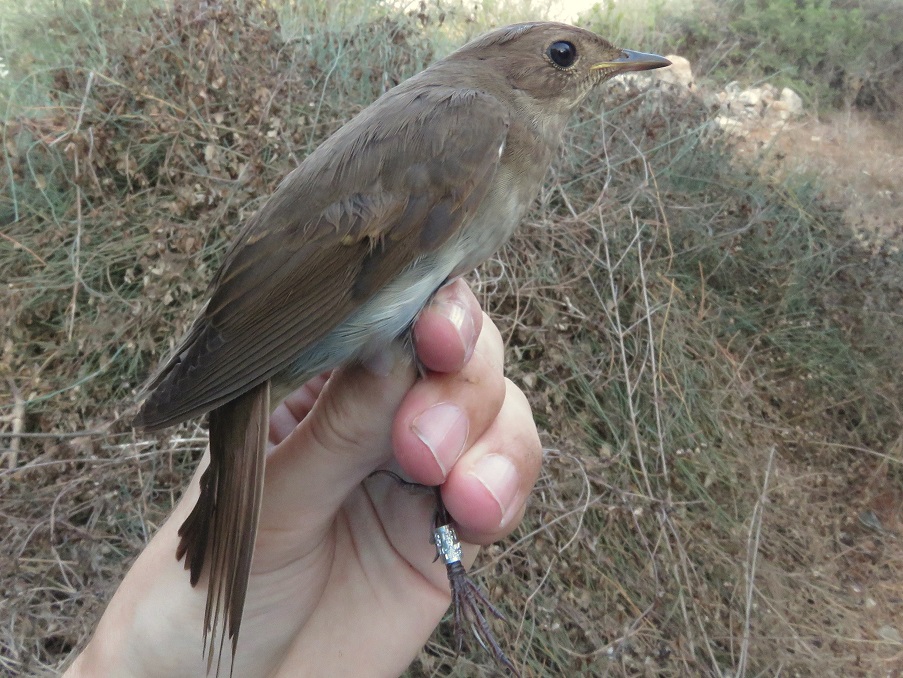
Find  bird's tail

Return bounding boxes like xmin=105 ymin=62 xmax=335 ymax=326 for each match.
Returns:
xmin=175 ymin=380 xmax=270 ymax=676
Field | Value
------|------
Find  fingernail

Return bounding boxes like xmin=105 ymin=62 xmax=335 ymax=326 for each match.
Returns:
xmin=468 ymin=454 xmax=520 ymax=528
xmin=434 ymin=297 xmax=476 ymax=364
xmin=412 ymin=402 xmax=469 ymax=477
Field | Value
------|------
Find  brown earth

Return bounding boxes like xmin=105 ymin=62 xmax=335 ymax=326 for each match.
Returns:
xmin=739 ymin=111 xmax=903 ymax=244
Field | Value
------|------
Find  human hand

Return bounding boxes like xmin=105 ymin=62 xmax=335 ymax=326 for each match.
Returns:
xmin=67 ymin=279 xmax=542 ymax=677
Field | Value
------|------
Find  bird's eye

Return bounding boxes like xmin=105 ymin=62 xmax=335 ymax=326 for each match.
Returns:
xmin=548 ymin=41 xmax=577 ymax=68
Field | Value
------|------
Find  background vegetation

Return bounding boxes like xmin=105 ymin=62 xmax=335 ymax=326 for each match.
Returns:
xmin=2 ymin=0 xmax=901 ymax=675
xmin=588 ymin=0 xmax=903 ymax=112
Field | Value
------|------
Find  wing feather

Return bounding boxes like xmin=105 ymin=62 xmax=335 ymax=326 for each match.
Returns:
xmin=136 ymin=86 xmax=509 ymax=429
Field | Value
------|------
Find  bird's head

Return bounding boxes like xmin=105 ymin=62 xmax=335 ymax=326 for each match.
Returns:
xmin=446 ymin=22 xmax=670 ymax=116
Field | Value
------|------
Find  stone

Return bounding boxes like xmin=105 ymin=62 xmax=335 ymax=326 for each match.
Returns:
xmin=617 ymin=72 xmax=651 ymax=89
xmin=714 ymin=115 xmax=746 ymax=135
xmin=738 ymin=88 xmax=763 ymax=108
xmin=655 ymin=54 xmax=694 ymax=90
xmin=878 ymin=625 xmax=902 ymax=644
xmin=765 ymin=99 xmax=791 ymax=122
xmin=780 ymin=87 xmax=804 ymax=115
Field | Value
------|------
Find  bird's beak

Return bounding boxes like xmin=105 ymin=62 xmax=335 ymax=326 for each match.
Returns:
xmin=591 ymin=50 xmax=671 ymax=73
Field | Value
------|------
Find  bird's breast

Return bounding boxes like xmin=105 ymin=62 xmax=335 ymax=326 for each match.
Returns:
xmin=279 ymin=143 xmax=552 ymax=388
xmin=449 ymin=163 xmax=543 ymax=277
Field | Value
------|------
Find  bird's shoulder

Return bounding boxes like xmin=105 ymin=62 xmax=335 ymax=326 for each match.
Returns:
xmin=212 ymin=83 xmax=511 ymax=282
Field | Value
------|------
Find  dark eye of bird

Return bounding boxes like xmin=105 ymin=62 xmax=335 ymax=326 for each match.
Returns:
xmin=548 ymin=41 xmax=577 ymax=68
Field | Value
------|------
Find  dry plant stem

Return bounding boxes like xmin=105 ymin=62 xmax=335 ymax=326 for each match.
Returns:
xmin=597 ymin=198 xmax=719 ymax=669
xmin=65 ymin=71 xmax=95 ymax=342
xmin=738 ymin=445 xmax=775 ymax=675
xmin=4 ymin=379 xmax=25 ymax=469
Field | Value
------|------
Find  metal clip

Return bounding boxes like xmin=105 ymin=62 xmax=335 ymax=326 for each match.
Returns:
xmin=433 ymin=523 xmax=463 ymax=565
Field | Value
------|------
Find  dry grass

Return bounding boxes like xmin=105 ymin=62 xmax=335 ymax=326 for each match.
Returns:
xmin=3 ymin=1 xmax=903 ymax=676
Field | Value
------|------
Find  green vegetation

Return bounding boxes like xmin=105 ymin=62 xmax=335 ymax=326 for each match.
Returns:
xmin=2 ymin=0 xmax=902 ymax=676
xmin=587 ymin=0 xmax=903 ymax=112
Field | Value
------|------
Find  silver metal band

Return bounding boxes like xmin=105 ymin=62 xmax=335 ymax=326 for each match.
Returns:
xmin=433 ymin=523 xmax=463 ymax=565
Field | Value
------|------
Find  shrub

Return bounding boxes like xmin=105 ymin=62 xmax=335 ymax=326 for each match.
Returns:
xmin=585 ymin=0 xmax=903 ymax=114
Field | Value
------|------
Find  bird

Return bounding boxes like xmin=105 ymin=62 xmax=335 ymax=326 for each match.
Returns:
xmin=134 ymin=21 xmax=669 ymax=672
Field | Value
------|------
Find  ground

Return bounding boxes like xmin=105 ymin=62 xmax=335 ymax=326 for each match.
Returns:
xmin=740 ymin=110 xmax=903 ymax=243
xmin=719 ymin=106 xmax=903 ymax=677
xmin=2 ymin=3 xmax=902 ymax=675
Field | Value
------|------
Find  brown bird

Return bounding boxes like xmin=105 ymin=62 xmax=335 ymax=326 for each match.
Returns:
xmin=135 ymin=21 xmax=668 ymax=672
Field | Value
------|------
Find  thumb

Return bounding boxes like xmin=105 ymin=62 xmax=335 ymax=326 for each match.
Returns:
xmin=257 ymin=343 xmax=417 ymax=536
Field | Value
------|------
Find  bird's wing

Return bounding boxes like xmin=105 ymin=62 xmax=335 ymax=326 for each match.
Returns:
xmin=136 ymin=87 xmax=509 ymax=429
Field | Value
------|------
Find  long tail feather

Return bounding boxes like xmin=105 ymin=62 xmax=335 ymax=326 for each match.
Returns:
xmin=176 ymin=381 xmax=269 ymax=676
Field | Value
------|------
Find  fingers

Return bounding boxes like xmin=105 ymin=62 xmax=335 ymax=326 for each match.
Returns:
xmin=257 ymin=282 xmax=486 ymax=538
xmin=258 ymin=279 xmax=540 ymax=564
xmin=413 ymin=278 xmax=483 ymax=373
xmin=268 ymin=373 xmax=331 ymax=446
xmin=441 ymin=379 xmax=541 ymax=544
xmin=392 ymin=313 xmax=506 ymax=486
xmin=258 ymin=344 xmax=416 ymax=534
xmin=393 ymin=284 xmax=542 ymax=544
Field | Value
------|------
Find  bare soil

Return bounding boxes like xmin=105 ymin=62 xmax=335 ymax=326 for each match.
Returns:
xmin=740 ymin=110 xmax=903 ymax=243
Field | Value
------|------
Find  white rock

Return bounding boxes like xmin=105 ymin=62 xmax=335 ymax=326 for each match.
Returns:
xmin=655 ymin=54 xmax=694 ymax=90
xmin=780 ymin=87 xmax=804 ymax=115
xmin=878 ymin=625 xmax=903 ymax=644
xmin=738 ymin=88 xmax=763 ymax=108
xmin=618 ymin=72 xmax=651 ymax=89
xmin=765 ymin=100 xmax=791 ymax=122
xmin=703 ymin=91 xmax=723 ymax=109
xmin=714 ymin=115 xmax=746 ymax=135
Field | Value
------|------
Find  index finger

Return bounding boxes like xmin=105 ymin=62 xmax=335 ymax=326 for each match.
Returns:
xmin=413 ymin=279 xmax=483 ymax=374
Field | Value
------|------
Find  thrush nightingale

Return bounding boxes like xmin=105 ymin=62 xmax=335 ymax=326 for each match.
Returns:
xmin=134 ymin=21 xmax=669 ymax=673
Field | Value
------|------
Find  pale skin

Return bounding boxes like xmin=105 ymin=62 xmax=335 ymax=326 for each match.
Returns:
xmin=67 ymin=279 xmax=542 ymax=677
